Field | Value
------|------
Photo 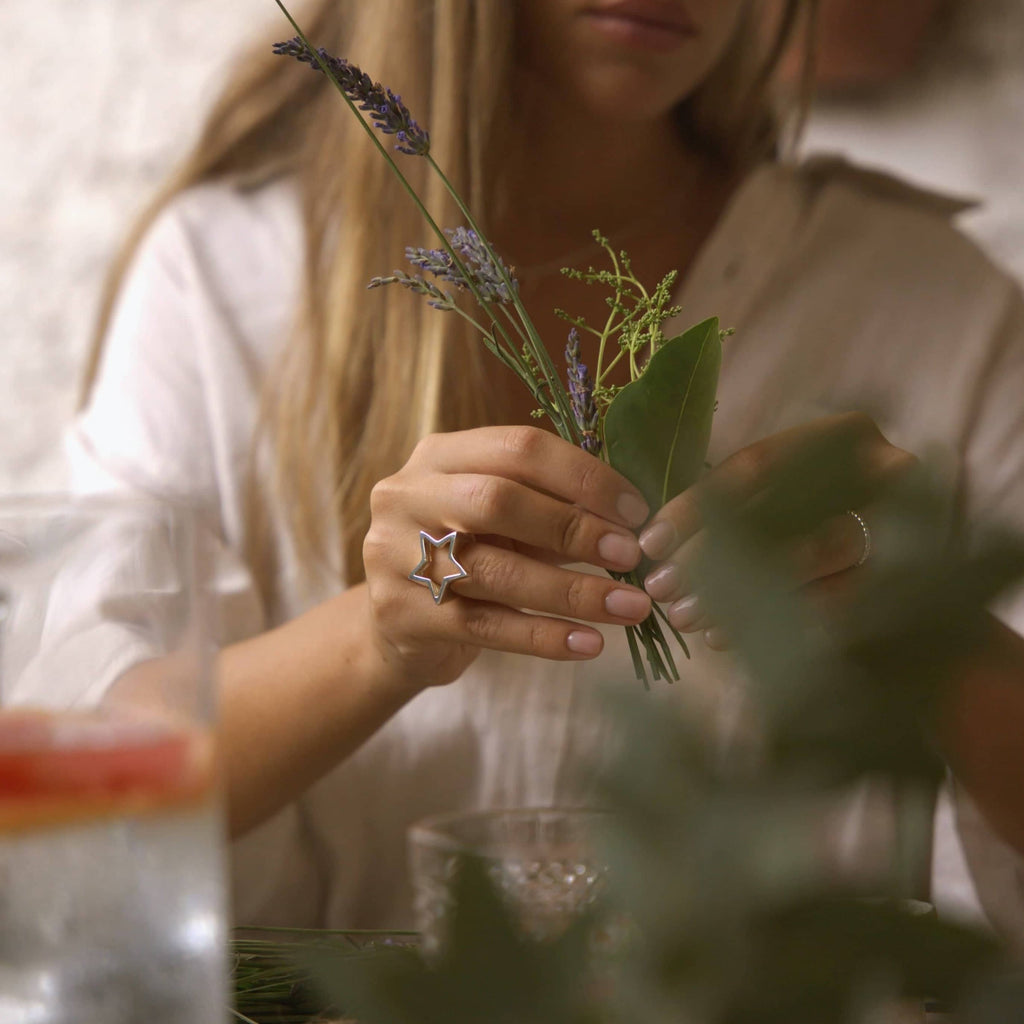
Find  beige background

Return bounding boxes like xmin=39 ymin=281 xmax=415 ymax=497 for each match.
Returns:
xmin=0 ymin=0 xmax=268 ymax=493
xmin=804 ymin=0 xmax=1024 ymax=284
xmin=1 ymin=0 xmax=1022 ymax=495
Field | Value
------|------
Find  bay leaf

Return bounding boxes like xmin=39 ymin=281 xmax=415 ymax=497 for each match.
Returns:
xmin=604 ymin=316 xmax=722 ymax=512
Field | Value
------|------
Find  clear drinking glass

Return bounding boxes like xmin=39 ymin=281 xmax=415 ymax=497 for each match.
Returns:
xmin=0 ymin=495 xmax=227 ymax=1024
xmin=408 ymin=807 xmax=611 ymax=956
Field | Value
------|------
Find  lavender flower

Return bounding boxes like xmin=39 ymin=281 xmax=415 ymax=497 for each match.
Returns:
xmin=368 ymin=271 xmax=455 ymax=311
xmin=566 ymin=328 xmax=601 ymax=455
xmin=406 ymin=227 xmax=517 ymax=305
xmin=272 ymin=37 xmax=430 ymax=156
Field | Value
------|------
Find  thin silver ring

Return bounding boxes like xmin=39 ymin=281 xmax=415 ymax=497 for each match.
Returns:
xmin=409 ymin=529 xmax=469 ymax=605
xmin=847 ymin=509 xmax=871 ymax=568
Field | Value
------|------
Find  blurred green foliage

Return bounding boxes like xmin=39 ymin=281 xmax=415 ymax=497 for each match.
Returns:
xmin=288 ymin=430 xmax=1024 ymax=1023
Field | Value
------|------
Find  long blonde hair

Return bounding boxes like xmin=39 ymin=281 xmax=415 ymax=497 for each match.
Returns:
xmin=82 ymin=0 xmax=816 ymax=591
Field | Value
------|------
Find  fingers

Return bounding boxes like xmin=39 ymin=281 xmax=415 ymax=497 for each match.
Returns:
xmin=434 ymin=474 xmax=643 ymax=571
xmin=438 ymin=600 xmax=609 ymax=661
xmin=638 ymin=412 xmax=909 ymax=562
xmin=646 ymin=510 xmax=870 ymax=605
xmin=372 ymin=568 xmax=611 ymax=661
xmin=374 ymin=469 xmax=645 ymax=573
xmin=364 ymin=425 xmax=662 ymax=678
xmin=633 ymin=412 xmax=909 ymax=656
xmin=644 ymin=532 xmax=702 ymax=609
xmin=637 ymin=423 xmax=806 ymax=561
xmin=379 ymin=561 xmax=648 ymax=663
xmin=411 ymin=426 xmax=650 ymax=528
xmin=451 ymin=542 xmax=652 ymax=624
xmin=791 ymin=510 xmax=871 ymax=582
xmin=643 ymin=509 xmax=873 ymax=644
xmin=365 ymin=426 xmax=659 ymax=684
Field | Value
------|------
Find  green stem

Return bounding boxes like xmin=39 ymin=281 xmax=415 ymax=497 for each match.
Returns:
xmin=594 ymin=304 xmax=622 ymax=389
xmin=274 ymin=1 xmax=529 ymax=408
xmin=496 ymin=303 xmax=532 ymax=347
xmin=598 ymin=346 xmax=629 ymax=384
xmin=594 ymin=317 xmax=622 ymax=387
xmin=426 ymin=154 xmax=579 ymax=443
xmin=624 ymin=624 xmax=646 ymax=690
xmin=651 ymin=600 xmax=690 ymax=661
xmin=229 ymin=1010 xmax=261 ymax=1024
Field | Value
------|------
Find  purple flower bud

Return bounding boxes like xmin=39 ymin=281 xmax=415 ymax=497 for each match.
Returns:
xmin=565 ymin=328 xmax=601 ymax=456
xmin=405 ymin=227 xmax=518 ymax=305
xmin=272 ymin=38 xmax=430 ymax=156
xmin=368 ymin=271 xmax=455 ymax=310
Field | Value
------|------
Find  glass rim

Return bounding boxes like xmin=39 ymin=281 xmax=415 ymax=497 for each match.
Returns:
xmin=408 ymin=805 xmax=612 ymax=851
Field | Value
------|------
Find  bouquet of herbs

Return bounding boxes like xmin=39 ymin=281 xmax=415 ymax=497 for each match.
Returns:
xmin=272 ymin=2 xmax=725 ymax=686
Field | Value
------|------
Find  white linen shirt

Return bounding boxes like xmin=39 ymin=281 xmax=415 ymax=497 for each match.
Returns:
xmin=61 ymin=159 xmax=1024 ymax=938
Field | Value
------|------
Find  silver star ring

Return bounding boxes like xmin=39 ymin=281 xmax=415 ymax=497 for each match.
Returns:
xmin=409 ymin=529 xmax=470 ymax=605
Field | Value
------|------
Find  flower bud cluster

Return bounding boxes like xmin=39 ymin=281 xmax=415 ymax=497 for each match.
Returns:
xmin=565 ymin=328 xmax=601 ymax=455
xmin=406 ymin=228 xmax=517 ymax=305
xmin=272 ymin=37 xmax=430 ymax=156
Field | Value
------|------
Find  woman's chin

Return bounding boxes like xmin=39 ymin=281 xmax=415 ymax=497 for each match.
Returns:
xmin=566 ymin=69 xmax=698 ymax=127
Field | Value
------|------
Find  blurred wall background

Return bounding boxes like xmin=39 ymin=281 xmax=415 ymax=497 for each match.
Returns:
xmin=0 ymin=0 xmax=265 ymax=493
xmin=0 ymin=0 xmax=1022 ymax=495
xmin=799 ymin=0 xmax=1024 ymax=284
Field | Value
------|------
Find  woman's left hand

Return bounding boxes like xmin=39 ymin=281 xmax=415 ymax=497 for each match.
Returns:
xmin=636 ymin=412 xmax=917 ymax=649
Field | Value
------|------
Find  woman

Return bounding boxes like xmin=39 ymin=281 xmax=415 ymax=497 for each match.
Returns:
xmin=71 ymin=0 xmax=1024 ymax=933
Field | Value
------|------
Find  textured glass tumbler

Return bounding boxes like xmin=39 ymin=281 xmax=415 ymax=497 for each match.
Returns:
xmin=0 ymin=495 xmax=227 ymax=1024
xmin=408 ymin=807 xmax=610 ymax=956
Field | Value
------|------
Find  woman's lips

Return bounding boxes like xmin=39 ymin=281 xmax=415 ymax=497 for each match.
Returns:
xmin=584 ymin=1 xmax=700 ymax=52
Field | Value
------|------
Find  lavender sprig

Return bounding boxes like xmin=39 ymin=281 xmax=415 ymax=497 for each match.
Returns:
xmin=368 ymin=271 xmax=454 ymax=311
xmin=406 ymin=228 xmax=518 ymax=305
xmin=272 ymin=37 xmax=429 ymax=156
xmin=565 ymin=329 xmax=601 ymax=456
xmin=271 ymin=2 xmax=686 ymax=687
xmin=271 ymin=11 xmax=578 ymax=440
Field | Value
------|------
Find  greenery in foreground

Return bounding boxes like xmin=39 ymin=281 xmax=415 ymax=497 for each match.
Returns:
xmin=233 ymin=430 xmax=1024 ymax=1023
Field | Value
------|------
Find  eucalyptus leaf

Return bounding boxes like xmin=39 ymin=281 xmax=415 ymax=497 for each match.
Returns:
xmin=605 ymin=317 xmax=722 ymax=512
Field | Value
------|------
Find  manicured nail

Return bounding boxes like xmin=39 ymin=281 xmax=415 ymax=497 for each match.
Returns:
xmin=597 ymin=532 xmax=641 ymax=569
xmin=604 ymin=588 xmax=651 ymax=621
xmin=703 ymin=626 xmax=729 ymax=650
xmin=668 ymin=594 xmax=702 ymax=632
xmin=644 ymin=563 xmax=681 ymax=602
xmin=616 ymin=492 xmax=649 ymax=528
xmin=639 ymin=519 xmax=676 ymax=560
xmin=567 ymin=630 xmax=603 ymax=656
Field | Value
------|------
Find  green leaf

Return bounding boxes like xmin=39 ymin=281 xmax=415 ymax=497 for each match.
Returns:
xmin=604 ymin=317 xmax=721 ymax=511
xmin=300 ymin=856 xmax=595 ymax=1024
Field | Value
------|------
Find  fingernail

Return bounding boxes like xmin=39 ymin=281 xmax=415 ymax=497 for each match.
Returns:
xmin=703 ymin=626 xmax=729 ymax=650
xmin=639 ymin=519 xmax=676 ymax=560
xmin=668 ymin=594 xmax=702 ymax=631
xmin=567 ymin=630 xmax=603 ymax=656
xmin=644 ymin=563 xmax=681 ymax=602
xmin=597 ymin=532 xmax=641 ymax=569
xmin=616 ymin=492 xmax=649 ymax=528
xmin=604 ymin=588 xmax=651 ymax=621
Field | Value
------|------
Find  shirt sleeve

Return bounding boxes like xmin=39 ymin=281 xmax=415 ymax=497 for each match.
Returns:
xmin=942 ymin=281 xmax=1024 ymax=950
xmin=72 ymin=203 xmax=220 ymax=511
xmin=961 ymin=285 xmax=1024 ymax=634
xmin=19 ymin=195 xmax=323 ymax=927
xmin=68 ymin=201 xmax=267 ymax=655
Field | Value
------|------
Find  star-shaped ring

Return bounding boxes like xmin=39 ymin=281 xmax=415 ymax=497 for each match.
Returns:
xmin=408 ymin=529 xmax=470 ymax=605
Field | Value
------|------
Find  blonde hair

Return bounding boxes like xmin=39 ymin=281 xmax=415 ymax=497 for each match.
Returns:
xmin=82 ymin=0 xmax=816 ymax=592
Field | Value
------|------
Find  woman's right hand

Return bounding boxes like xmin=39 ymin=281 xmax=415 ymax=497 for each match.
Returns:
xmin=363 ymin=425 xmax=654 ymax=694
